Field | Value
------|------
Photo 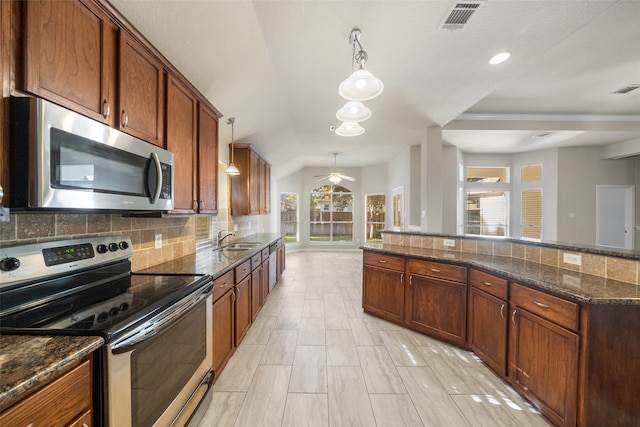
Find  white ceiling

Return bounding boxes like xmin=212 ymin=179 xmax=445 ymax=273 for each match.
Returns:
xmin=109 ymin=0 xmax=640 ymax=179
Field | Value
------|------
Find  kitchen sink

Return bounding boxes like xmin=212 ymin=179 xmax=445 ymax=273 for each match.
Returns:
xmin=222 ymin=247 xmax=251 ymax=252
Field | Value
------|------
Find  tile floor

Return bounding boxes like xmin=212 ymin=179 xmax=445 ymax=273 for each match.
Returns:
xmin=198 ymin=251 xmax=552 ymax=427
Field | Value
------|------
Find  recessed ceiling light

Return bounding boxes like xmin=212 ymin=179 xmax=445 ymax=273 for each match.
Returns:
xmin=489 ymin=52 xmax=511 ymax=65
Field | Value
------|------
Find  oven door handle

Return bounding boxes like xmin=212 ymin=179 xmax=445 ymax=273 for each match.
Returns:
xmin=111 ymin=284 xmax=213 ymax=354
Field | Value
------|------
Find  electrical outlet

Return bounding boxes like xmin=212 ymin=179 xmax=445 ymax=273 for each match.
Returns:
xmin=563 ymin=253 xmax=581 ymax=266
xmin=443 ymin=239 xmax=455 ymax=247
xmin=155 ymin=234 xmax=162 ymax=249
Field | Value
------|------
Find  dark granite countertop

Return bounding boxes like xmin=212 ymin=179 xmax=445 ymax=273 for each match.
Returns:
xmin=363 ymin=244 xmax=640 ymax=305
xmin=0 ymin=335 xmax=104 ymax=410
xmin=138 ymin=233 xmax=284 ymax=277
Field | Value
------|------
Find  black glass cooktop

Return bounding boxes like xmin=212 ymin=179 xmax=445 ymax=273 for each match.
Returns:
xmin=0 ymin=260 xmax=211 ymax=342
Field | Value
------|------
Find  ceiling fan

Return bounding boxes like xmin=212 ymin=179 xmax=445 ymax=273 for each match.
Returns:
xmin=315 ymin=153 xmax=356 ymax=184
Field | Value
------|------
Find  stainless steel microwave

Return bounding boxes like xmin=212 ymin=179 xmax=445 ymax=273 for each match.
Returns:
xmin=9 ymin=97 xmax=174 ymax=211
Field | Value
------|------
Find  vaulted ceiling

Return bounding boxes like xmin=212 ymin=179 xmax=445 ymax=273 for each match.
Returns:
xmin=110 ymin=0 xmax=640 ymax=179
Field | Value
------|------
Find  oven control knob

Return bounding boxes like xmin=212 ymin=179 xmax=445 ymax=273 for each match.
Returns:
xmin=108 ymin=243 xmax=119 ymax=252
xmin=119 ymin=302 xmax=130 ymax=311
xmin=96 ymin=244 xmax=108 ymax=254
xmin=109 ymin=307 xmax=120 ymax=316
xmin=0 ymin=257 xmax=20 ymax=272
xmin=97 ymin=312 xmax=109 ymax=322
xmin=119 ymin=241 xmax=129 ymax=250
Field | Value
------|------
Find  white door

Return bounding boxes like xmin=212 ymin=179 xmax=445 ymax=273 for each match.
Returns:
xmin=392 ymin=186 xmax=404 ymax=231
xmin=596 ymin=185 xmax=634 ymax=249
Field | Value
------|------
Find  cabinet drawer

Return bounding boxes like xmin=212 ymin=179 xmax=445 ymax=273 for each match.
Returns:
xmin=407 ymin=259 xmax=467 ymax=283
xmin=261 ymin=248 xmax=270 ymax=262
xmin=251 ymin=253 xmax=262 ymax=270
xmin=469 ymin=269 xmax=508 ymax=300
xmin=511 ymin=283 xmax=578 ymax=331
xmin=235 ymin=259 xmax=252 ymax=282
xmin=213 ymin=270 xmax=234 ymax=302
xmin=363 ymin=252 xmax=405 ymax=272
xmin=0 ymin=357 xmax=92 ymax=427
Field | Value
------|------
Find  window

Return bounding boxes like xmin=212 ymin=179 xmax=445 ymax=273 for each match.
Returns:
xmin=521 ymin=164 xmax=542 ymax=182
xmin=309 ymin=185 xmax=353 ymax=242
xmin=280 ymin=193 xmax=298 ymax=243
xmin=467 ymin=167 xmax=509 ymax=183
xmin=521 ymin=189 xmax=542 ymax=239
xmin=365 ymin=194 xmax=385 ymax=243
xmin=466 ymin=191 xmax=507 ymax=236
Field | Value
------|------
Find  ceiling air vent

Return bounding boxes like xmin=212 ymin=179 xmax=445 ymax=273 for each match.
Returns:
xmin=441 ymin=1 xmax=485 ymax=30
xmin=610 ymin=84 xmax=640 ymax=95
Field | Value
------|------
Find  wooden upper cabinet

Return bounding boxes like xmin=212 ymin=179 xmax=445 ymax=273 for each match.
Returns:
xmin=24 ymin=0 xmax=117 ymax=125
xmin=198 ymin=104 xmax=219 ymax=213
xmin=229 ymin=144 xmax=271 ymax=215
xmin=165 ymin=74 xmax=197 ymax=213
xmin=118 ymin=31 xmax=164 ymax=146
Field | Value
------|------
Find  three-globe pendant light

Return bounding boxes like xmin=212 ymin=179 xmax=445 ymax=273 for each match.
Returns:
xmin=335 ymin=29 xmax=383 ymax=137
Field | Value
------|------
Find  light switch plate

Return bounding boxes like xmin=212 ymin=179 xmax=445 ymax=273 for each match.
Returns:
xmin=563 ymin=253 xmax=581 ymax=266
xmin=155 ymin=234 xmax=162 ymax=249
xmin=443 ymin=239 xmax=455 ymax=247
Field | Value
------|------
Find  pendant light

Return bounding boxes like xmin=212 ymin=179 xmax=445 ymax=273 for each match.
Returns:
xmin=334 ymin=121 xmax=365 ymax=137
xmin=338 ymin=29 xmax=384 ymax=102
xmin=225 ymin=117 xmax=240 ymax=175
xmin=336 ymin=100 xmax=371 ymax=122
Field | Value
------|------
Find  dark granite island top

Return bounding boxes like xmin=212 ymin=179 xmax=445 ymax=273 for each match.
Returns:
xmin=363 ymin=243 xmax=640 ymax=305
xmin=0 ymin=335 xmax=103 ymax=410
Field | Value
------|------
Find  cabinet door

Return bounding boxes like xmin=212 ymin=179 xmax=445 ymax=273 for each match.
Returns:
xmin=468 ymin=287 xmax=508 ymax=376
xmin=118 ymin=32 xmax=164 ymax=146
xmin=263 ymin=162 xmax=271 ymax=214
xmin=24 ymin=0 xmax=116 ymax=125
xmin=251 ymin=266 xmax=262 ymax=321
xmin=261 ymin=259 xmax=270 ymax=302
xmin=362 ymin=265 xmax=405 ymax=323
xmin=235 ymin=275 xmax=252 ymax=344
xmin=249 ymin=150 xmax=260 ymax=214
xmin=405 ymin=274 xmax=467 ymax=346
xmin=212 ymin=289 xmax=235 ymax=374
xmin=259 ymin=158 xmax=266 ymax=214
xmin=509 ymin=307 xmax=579 ymax=427
xmin=165 ymin=74 xmax=197 ymax=212
xmin=198 ymin=104 xmax=218 ymax=213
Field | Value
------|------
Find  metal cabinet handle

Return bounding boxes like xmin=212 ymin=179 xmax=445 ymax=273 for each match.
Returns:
xmin=199 ymin=200 xmax=204 ymax=209
xmin=193 ymin=200 xmax=199 ymax=210
xmin=378 ymin=259 xmax=387 ymax=263
xmin=483 ymin=281 xmax=492 ymax=286
xmin=232 ymin=289 xmax=237 ymax=302
xmin=511 ymin=309 xmax=517 ymax=325
xmin=102 ymin=99 xmax=111 ymax=119
xmin=500 ymin=303 xmax=505 ymax=319
xmin=121 ymin=110 xmax=129 ymax=128
xmin=533 ymin=300 xmax=549 ymax=309
xmin=430 ymin=268 xmax=441 ymax=273
xmin=410 ymin=275 xmax=413 ymax=286
xmin=400 ymin=273 xmax=404 ymax=284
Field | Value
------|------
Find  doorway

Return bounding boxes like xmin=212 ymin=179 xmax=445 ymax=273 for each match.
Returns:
xmin=596 ymin=185 xmax=634 ymax=250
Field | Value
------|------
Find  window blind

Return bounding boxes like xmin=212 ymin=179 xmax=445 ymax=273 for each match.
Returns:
xmin=521 ymin=189 xmax=542 ymax=239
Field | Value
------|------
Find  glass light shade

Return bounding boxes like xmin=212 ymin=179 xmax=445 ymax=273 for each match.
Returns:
xmin=334 ymin=121 xmax=365 ymax=137
xmin=338 ymin=69 xmax=384 ymax=101
xmin=336 ymin=101 xmax=372 ymax=122
xmin=329 ymin=175 xmax=342 ymax=184
xmin=226 ymin=163 xmax=240 ymax=175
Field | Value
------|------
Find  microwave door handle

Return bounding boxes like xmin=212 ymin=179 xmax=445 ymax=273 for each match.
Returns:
xmin=149 ymin=152 xmax=163 ymax=204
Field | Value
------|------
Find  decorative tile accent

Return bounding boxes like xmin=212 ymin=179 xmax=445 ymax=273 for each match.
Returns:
xmin=477 ymin=240 xmax=493 ymax=255
xmin=422 ymin=236 xmax=434 ymax=249
xmin=525 ymin=245 xmax=541 ymax=264
xmin=493 ymin=241 xmax=511 ymax=257
xmin=607 ymin=257 xmax=638 ymax=284
xmin=541 ymin=248 xmax=559 ymax=267
xmin=409 ymin=235 xmax=421 ymax=248
xmin=581 ymin=253 xmax=606 ymax=277
xmin=461 ymin=239 xmax=476 ymax=254
xmin=512 ymin=243 xmax=525 ymax=260
xmin=55 ymin=214 xmax=87 ymax=236
xmin=17 ymin=214 xmax=55 ymax=239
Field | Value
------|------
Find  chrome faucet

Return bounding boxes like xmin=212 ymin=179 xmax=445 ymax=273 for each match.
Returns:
xmin=217 ymin=230 xmax=236 ymax=246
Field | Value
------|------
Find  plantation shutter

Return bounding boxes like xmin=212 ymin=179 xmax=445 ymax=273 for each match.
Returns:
xmin=521 ymin=189 xmax=542 ymax=239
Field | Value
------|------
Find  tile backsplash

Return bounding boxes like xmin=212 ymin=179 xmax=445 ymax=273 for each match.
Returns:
xmin=0 ymin=208 xmax=258 ymax=271
xmin=382 ymin=232 xmax=640 ymax=285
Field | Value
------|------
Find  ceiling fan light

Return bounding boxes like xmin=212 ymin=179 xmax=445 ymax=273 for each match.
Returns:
xmin=489 ymin=51 xmax=511 ymax=65
xmin=336 ymin=101 xmax=372 ymax=122
xmin=329 ymin=175 xmax=342 ymax=184
xmin=334 ymin=121 xmax=365 ymax=137
xmin=226 ymin=163 xmax=240 ymax=175
xmin=338 ymin=69 xmax=384 ymax=101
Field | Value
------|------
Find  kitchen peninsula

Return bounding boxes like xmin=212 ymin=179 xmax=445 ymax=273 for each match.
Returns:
xmin=362 ymin=231 xmax=639 ymax=427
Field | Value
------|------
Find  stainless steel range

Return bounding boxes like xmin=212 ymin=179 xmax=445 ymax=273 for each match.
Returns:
xmin=0 ymin=236 xmax=214 ymax=427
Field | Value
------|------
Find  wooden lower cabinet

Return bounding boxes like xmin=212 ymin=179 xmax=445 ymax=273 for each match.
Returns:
xmin=212 ymin=287 xmax=235 ymax=374
xmin=405 ymin=259 xmax=467 ymax=346
xmin=0 ymin=356 xmax=93 ymax=427
xmin=468 ymin=287 xmax=508 ymax=375
xmin=362 ymin=264 xmax=405 ymax=323
xmin=510 ymin=305 xmax=579 ymax=427
xmin=234 ymin=274 xmax=252 ymax=343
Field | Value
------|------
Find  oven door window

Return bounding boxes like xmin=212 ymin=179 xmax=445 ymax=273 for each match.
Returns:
xmin=130 ymin=300 xmax=207 ymax=426
xmin=50 ymin=128 xmax=150 ymax=197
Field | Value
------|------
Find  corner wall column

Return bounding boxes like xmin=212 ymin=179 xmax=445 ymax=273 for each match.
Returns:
xmin=422 ymin=126 xmax=443 ymax=232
